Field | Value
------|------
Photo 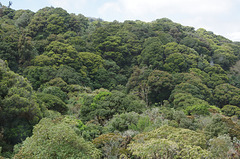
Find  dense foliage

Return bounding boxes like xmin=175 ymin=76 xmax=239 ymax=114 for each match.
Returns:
xmin=0 ymin=3 xmax=240 ymax=158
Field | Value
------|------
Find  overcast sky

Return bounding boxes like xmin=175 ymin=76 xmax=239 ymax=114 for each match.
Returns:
xmin=2 ymin=0 xmax=240 ymax=41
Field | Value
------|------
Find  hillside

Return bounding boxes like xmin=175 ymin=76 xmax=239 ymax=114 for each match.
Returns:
xmin=0 ymin=5 xmax=240 ymax=158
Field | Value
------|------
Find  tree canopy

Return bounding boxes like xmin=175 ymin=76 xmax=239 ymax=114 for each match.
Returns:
xmin=1 ymin=5 xmax=240 ymax=158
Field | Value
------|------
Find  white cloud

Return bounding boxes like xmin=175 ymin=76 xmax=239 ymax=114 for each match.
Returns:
xmin=227 ymin=32 xmax=240 ymax=42
xmin=48 ymin=0 xmax=87 ymax=12
xmin=98 ymin=2 xmax=122 ymax=15
xmin=122 ymin=0 xmax=231 ymax=15
xmin=98 ymin=0 xmax=233 ymax=21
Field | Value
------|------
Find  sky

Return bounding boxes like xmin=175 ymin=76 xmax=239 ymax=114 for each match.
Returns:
xmin=2 ymin=0 xmax=240 ymax=41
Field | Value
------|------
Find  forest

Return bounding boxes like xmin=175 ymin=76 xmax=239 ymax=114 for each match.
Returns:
xmin=0 ymin=3 xmax=240 ymax=159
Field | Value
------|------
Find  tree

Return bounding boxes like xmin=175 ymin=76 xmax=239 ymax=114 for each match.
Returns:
xmin=15 ymin=11 xmax=33 ymax=28
xmin=213 ymin=83 xmax=240 ymax=108
xmin=55 ymin=65 xmax=89 ymax=86
xmin=27 ymin=7 xmax=53 ymax=37
xmin=37 ymin=91 xmax=68 ymax=114
xmin=204 ymin=64 xmax=229 ymax=88
xmin=92 ymin=25 xmax=142 ymax=67
xmin=42 ymin=86 xmax=68 ymax=102
xmin=209 ymin=135 xmax=234 ymax=159
xmin=171 ymin=82 xmax=211 ymax=101
xmin=79 ymin=122 xmax=103 ymax=141
xmin=75 ymin=52 xmax=103 ymax=77
xmin=163 ymin=42 xmax=198 ymax=58
xmin=139 ymin=38 xmax=164 ymax=69
xmin=1 ymin=5 xmax=15 ymax=19
xmin=128 ymin=125 xmax=211 ymax=158
xmin=42 ymin=77 xmax=70 ymax=93
xmin=222 ymin=105 xmax=240 ymax=118
xmin=0 ymin=22 xmax=19 ymax=71
xmin=163 ymin=53 xmax=199 ymax=73
xmin=91 ymin=60 xmax=127 ymax=90
xmin=27 ymin=7 xmax=71 ymax=37
xmin=147 ymin=70 xmax=174 ymax=104
xmin=80 ymin=90 xmax=145 ymax=125
xmin=46 ymin=14 xmax=67 ymax=34
xmin=185 ymin=104 xmax=211 ymax=116
xmin=64 ymin=33 xmax=87 ymax=52
xmin=44 ymin=41 xmax=78 ymax=67
xmin=8 ymin=1 xmax=12 ymax=8
xmin=93 ymin=133 xmax=128 ymax=159
xmin=213 ymin=46 xmax=237 ymax=70
xmin=204 ymin=114 xmax=229 ymax=138
xmin=170 ymin=92 xmax=211 ymax=112
xmin=68 ymin=13 xmax=89 ymax=34
xmin=229 ymin=60 xmax=240 ymax=88
xmin=0 ymin=59 xmax=43 ymax=149
xmin=17 ymin=34 xmax=38 ymax=66
xmin=31 ymin=55 xmax=55 ymax=66
xmin=96 ymin=35 xmax=127 ymax=66
xmin=180 ymin=36 xmax=211 ymax=56
xmin=23 ymin=66 xmax=56 ymax=90
xmin=126 ymin=66 xmax=152 ymax=105
xmin=14 ymin=118 xmax=101 ymax=159
xmin=0 ymin=41 xmax=18 ymax=71
xmin=105 ymin=112 xmax=140 ymax=132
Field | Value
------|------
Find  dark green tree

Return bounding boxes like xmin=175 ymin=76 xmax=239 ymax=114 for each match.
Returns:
xmin=23 ymin=66 xmax=56 ymax=90
xmin=213 ymin=83 xmax=240 ymax=108
xmin=147 ymin=70 xmax=174 ymax=104
xmin=36 ymin=93 xmax=68 ymax=114
xmin=0 ymin=60 xmax=43 ymax=150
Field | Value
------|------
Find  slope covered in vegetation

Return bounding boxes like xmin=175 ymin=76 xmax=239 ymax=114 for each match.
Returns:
xmin=0 ymin=4 xmax=240 ymax=158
